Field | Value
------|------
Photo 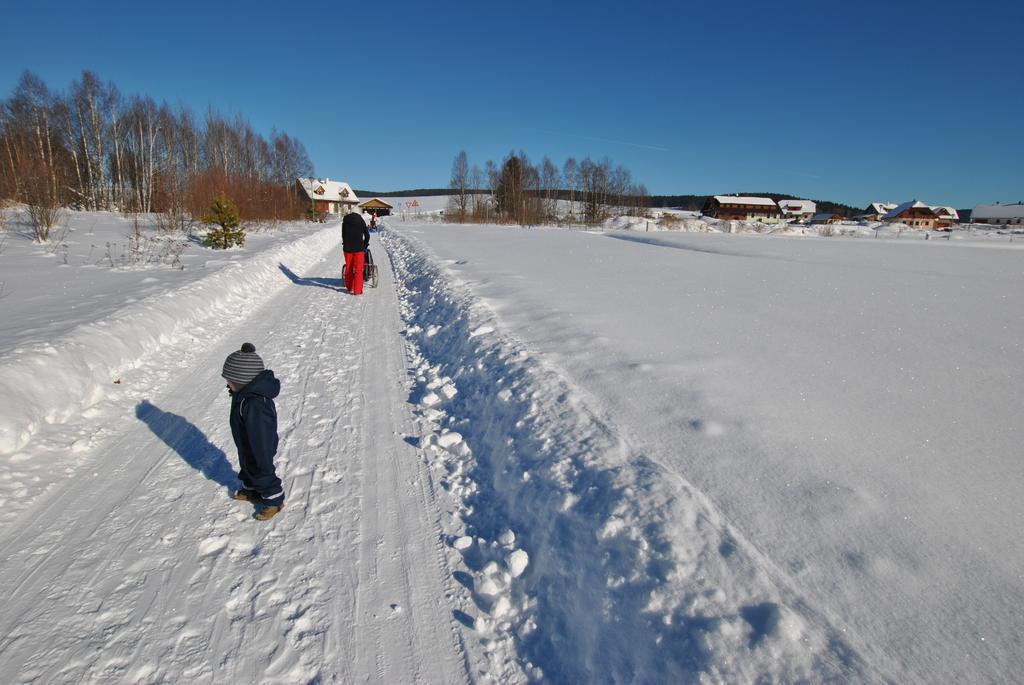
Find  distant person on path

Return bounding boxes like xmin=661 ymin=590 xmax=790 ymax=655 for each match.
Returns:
xmin=222 ymin=343 xmax=284 ymax=521
xmin=369 ymin=213 xmax=377 ymax=231
xmin=342 ymin=210 xmax=370 ymax=294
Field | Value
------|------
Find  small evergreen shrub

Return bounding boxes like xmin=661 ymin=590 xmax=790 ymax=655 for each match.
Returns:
xmin=203 ymin=192 xmax=244 ymax=249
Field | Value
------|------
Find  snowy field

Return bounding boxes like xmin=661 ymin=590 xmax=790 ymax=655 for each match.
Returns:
xmin=382 ymin=219 xmax=1024 ymax=683
xmin=0 ymin=210 xmax=327 ymax=356
xmin=0 ymin=204 xmax=1021 ymax=683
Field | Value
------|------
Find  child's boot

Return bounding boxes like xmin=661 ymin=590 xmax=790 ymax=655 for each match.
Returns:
xmin=233 ymin=488 xmax=260 ymax=503
xmin=254 ymin=503 xmax=283 ymax=521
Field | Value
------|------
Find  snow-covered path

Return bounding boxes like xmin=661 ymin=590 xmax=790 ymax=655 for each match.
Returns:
xmin=0 ymin=238 xmax=468 ymax=682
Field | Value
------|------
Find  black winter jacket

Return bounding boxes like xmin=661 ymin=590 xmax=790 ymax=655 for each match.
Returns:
xmin=342 ymin=213 xmax=370 ymax=253
xmin=229 ymin=370 xmax=281 ymax=469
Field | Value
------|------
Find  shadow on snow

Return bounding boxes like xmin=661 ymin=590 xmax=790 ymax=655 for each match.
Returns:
xmin=135 ymin=400 xmax=237 ymax=493
xmin=279 ymin=263 xmax=346 ymax=292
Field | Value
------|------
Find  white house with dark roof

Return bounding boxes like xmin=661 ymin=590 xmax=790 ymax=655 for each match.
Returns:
xmin=295 ymin=177 xmax=360 ymax=215
xmin=971 ymin=202 xmax=1024 ymax=225
xmin=778 ymin=199 xmax=817 ymax=221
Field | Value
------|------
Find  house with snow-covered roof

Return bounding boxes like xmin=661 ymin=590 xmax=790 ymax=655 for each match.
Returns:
xmin=296 ymin=177 xmax=360 ymax=216
xmin=931 ymin=206 xmax=959 ymax=229
xmin=701 ymin=195 xmax=781 ymax=222
xmin=359 ymin=198 xmax=394 ymax=216
xmin=810 ymin=212 xmax=844 ymax=224
xmin=971 ymin=202 xmax=1024 ymax=226
xmin=855 ymin=202 xmax=899 ymax=222
xmin=882 ymin=200 xmax=940 ymax=229
xmin=778 ymin=199 xmax=817 ymax=222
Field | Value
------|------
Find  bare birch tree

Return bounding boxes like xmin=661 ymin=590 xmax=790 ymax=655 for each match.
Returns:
xmin=448 ymin=150 xmax=469 ymax=222
xmin=469 ymin=164 xmax=486 ymax=220
xmin=540 ymin=156 xmax=560 ymax=219
xmin=563 ymin=157 xmax=578 ymax=220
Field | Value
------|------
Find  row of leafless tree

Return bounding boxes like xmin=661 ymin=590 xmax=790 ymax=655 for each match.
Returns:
xmin=0 ymin=70 xmax=314 ymax=233
xmin=448 ymin=150 xmax=648 ymax=225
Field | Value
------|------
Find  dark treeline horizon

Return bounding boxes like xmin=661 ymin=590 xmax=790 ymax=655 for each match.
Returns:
xmin=445 ymin=150 xmax=648 ymax=225
xmin=358 ymin=186 xmax=866 ymax=218
xmin=0 ymin=69 xmax=315 ymax=230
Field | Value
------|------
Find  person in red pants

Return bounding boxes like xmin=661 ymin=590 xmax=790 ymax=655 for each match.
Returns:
xmin=342 ymin=211 xmax=370 ymax=294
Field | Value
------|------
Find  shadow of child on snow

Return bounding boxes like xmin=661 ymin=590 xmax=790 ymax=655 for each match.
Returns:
xmin=135 ymin=400 xmax=237 ymax=493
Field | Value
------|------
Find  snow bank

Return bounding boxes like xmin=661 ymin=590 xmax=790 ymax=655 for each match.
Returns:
xmin=0 ymin=224 xmax=340 ymax=454
xmin=382 ymin=227 xmax=865 ymax=683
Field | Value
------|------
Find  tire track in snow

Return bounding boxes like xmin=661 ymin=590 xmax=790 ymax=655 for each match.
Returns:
xmin=348 ymin=240 xmax=470 ymax=684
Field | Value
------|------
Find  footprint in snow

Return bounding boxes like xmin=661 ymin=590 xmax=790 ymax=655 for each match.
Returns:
xmin=197 ymin=535 xmax=230 ymax=558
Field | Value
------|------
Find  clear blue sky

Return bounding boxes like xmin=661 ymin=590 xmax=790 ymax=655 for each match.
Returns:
xmin=2 ymin=0 xmax=1021 ymax=208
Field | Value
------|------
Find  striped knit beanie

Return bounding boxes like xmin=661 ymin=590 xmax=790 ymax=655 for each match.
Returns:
xmin=222 ymin=343 xmax=265 ymax=386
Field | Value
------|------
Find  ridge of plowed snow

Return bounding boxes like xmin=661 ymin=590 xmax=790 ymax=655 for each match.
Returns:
xmin=0 ymin=223 xmax=340 ymax=455
xmin=383 ymin=228 xmax=875 ymax=683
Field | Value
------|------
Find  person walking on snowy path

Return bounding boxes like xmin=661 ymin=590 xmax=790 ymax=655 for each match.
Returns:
xmin=222 ymin=343 xmax=285 ymax=521
xmin=342 ymin=211 xmax=370 ymax=295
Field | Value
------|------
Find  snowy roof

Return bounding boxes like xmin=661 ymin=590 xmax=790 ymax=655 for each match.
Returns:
xmin=867 ymin=202 xmax=898 ymax=215
xmin=360 ymin=198 xmax=394 ymax=209
xmin=778 ymin=200 xmax=816 ymax=213
xmin=931 ymin=206 xmax=959 ymax=219
xmin=883 ymin=200 xmax=934 ymax=220
xmin=972 ymin=202 xmax=1024 ymax=219
xmin=297 ymin=178 xmax=359 ymax=204
xmin=713 ymin=196 xmax=777 ymax=207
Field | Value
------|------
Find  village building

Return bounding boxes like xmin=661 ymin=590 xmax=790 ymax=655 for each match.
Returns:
xmin=701 ymin=195 xmax=781 ymax=222
xmin=883 ymin=200 xmax=940 ymax=229
xmin=855 ymin=202 xmax=898 ymax=222
xmin=932 ymin=206 xmax=959 ymax=229
xmin=810 ymin=213 xmax=845 ymax=224
xmin=295 ymin=178 xmax=360 ymax=216
xmin=359 ymin=198 xmax=394 ymax=217
xmin=778 ymin=199 xmax=817 ymax=222
xmin=971 ymin=202 xmax=1024 ymax=225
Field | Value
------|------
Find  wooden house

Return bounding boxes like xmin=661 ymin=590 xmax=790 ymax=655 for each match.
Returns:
xmin=810 ymin=213 xmax=845 ymax=224
xmin=359 ymin=198 xmax=394 ymax=217
xmin=701 ymin=195 xmax=781 ymax=222
xmin=882 ymin=200 xmax=939 ymax=229
xmin=296 ymin=178 xmax=360 ymax=215
xmin=932 ymin=206 xmax=959 ymax=229
xmin=855 ymin=202 xmax=898 ymax=222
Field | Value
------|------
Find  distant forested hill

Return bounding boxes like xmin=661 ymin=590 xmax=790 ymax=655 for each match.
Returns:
xmin=354 ymin=188 xmax=471 ymax=197
xmin=357 ymin=189 xmax=862 ymax=216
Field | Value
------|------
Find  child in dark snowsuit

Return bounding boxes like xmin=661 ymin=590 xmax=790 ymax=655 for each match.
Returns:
xmin=221 ymin=343 xmax=284 ymax=521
